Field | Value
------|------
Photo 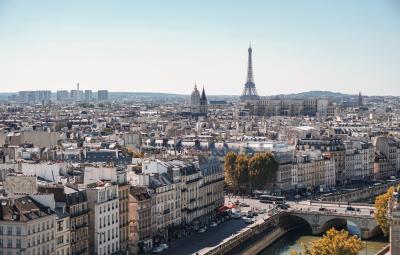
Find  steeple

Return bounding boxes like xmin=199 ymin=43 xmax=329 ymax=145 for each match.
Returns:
xmin=199 ymin=86 xmax=208 ymax=115
xmin=201 ymin=86 xmax=207 ymax=101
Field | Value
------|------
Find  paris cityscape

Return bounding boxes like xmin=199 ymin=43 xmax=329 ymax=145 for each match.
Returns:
xmin=1 ymin=1 xmax=400 ymax=255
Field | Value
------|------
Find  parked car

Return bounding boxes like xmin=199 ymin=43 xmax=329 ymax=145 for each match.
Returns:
xmin=231 ymin=212 xmax=241 ymax=219
xmin=319 ymin=207 xmax=327 ymax=212
xmin=159 ymin=243 xmax=169 ymax=250
xmin=243 ymin=217 xmax=255 ymax=224
xmin=210 ymin=222 xmax=218 ymax=227
xmin=198 ymin=227 xmax=206 ymax=233
xmin=347 ymin=206 xmax=356 ymax=211
xmin=239 ymin=202 xmax=250 ymax=207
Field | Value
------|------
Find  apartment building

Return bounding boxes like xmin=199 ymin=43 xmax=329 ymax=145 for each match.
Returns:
xmin=297 ymin=138 xmax=346 ymax=185
xmin=37 ymin=185 xmax=89 ymax=255
xmin=178 ymin=162 xmax=202 ymax=224
xmin=86 ymin=182 xmax=120 ymax=255
xmin=0 ymin=196 xmax=56 ymax=255
xmin=118 ymin=183 xmax=129 ymax=252
xmin=198 ymin=155 xmax=224 ymax=223
xmin=128 ymin=186 xmax=152 ymax=254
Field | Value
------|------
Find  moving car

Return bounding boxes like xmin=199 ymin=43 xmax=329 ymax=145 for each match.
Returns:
xmin=278 ymin=203 xmax=290 ymax=209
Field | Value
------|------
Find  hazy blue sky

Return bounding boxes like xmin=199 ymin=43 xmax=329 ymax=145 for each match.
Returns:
xmin=0 ymin=0 xmax=399 ymax=95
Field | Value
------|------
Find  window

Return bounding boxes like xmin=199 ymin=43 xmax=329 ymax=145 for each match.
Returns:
xmin=57 ymin=221 xmax=63 ymax=231
xmin=7 ymin=239 xmax=12 ymax=248
xmin=16 ymin=239 xmax=21 ymax=248
xmin=57 ymin=236 xmax=64 ymax=245
xmin=0 ymin=238 xmax=3 ymax=247
xmin=0 ymin=226 xmax=3 ymax=235
xmin=7 ymin=227 xmax=12 ymax=235
xmin=16 ymin=226 xmax=21 ymax=236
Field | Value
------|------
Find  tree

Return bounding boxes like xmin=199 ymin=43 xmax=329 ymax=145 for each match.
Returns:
xmin=224 ymin=152 xmax=238 ymax=191
xmin=128 ymin=149 xmax=144 ymax=158
xmin=374 ymin=186 xmax=394 ymax=237
xmin=236 ymin=154 xmax=250 ymax=192
xmin=293 ymin=228 xmax=363 ymax=255
xmin=248 ymin=152 xmax=278 ymax=189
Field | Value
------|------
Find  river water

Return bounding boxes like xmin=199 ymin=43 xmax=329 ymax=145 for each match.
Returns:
xmin=258 ymin=223 xmax=388 ymax=255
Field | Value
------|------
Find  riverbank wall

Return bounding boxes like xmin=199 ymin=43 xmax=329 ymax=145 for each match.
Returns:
xmin=202 ymin=214 xmax=281 ymax=255
xmin=239 ymin=227 xmax=293 ymax=255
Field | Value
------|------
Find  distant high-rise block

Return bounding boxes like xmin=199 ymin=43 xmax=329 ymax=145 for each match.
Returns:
xmin=85 ymin=90 xmax=93 ymax=101
xmin=18 ymin=90 xmax=51 ymax=103
xmin=98 ymin=90 xmax=109 ymax=101
xmin=57 ymin=90 xmax=69 ymax=101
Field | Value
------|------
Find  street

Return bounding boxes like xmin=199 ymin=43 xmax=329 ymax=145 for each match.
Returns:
xmin=161 ymin=218 xmax=247 ymax=255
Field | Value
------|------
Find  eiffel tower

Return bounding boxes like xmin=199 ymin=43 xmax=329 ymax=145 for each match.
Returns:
xmin=240 ymin=46 xmax=260 ymax=102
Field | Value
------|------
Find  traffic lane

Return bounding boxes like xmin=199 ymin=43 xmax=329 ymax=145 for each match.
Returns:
xmin=289 ymin=205 xmax=374 ymax=216
xmin=162 ymin=219 xmax=247 ymax=255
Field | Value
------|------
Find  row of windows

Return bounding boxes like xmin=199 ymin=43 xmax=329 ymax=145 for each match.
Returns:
xmin=0 ymin=238 xmax=21 ymax=248
xmin=99 ymin=213 xmax=119 ymax=228
xmin=0 ymin=226 xmax=21 ymax=236
xmin=27 ymin=231 xmax=55 ymax=247
xmin=99 ymin=241 xmax=119 ymax=255
xmin=99 ymin=202 xmax=118 ymax=213
xmin=98 ymin=228 xmax=119 ymax=244
xmin=27 ymin=220 xmax=54 ymax=235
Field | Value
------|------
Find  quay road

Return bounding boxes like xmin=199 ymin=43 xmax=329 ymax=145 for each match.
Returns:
xmin=159 ymin=196 xmax=375 ymax=255
xmin=159 ymin=197 xmax=272 ymax=255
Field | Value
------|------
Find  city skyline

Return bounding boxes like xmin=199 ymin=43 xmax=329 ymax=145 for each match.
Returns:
xmin=1 ymin=0 xmax=400 ymax=96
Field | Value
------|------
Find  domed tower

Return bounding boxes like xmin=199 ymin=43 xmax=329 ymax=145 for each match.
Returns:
xmin=191 ymin=83 xmax=200 ymax=113
xmin=200 ymin=87 xmax=208 ymax=115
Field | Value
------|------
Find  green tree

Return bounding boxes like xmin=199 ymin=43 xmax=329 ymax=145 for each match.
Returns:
xmin=293 ymin=228 xmax=363 ymax=255
xmin=224 ymin=152 xmax=238 ymax=191
xmin=374 ymin=186 xmax=394 ymax=237
xmin=236 ymin=154 xmax=250 ymax=192
xmin=248 ymin=152 xmax=278 ymax=189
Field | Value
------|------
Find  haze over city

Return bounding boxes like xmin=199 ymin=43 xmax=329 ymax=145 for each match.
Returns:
xmin=1 ymin=0 xmax=400 ymax=95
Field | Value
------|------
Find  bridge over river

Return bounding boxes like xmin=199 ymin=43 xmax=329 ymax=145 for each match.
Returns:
xmin=281 ymin=201 xmax=380 ymax=239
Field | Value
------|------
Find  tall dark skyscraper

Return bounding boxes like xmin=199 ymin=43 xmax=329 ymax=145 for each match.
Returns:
xmin=240 ymin=46 xmax=260 ymax=102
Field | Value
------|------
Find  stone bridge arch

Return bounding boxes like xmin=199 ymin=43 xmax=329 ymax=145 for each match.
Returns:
xmin=279 ymin=211 xmax=381 ymax=240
